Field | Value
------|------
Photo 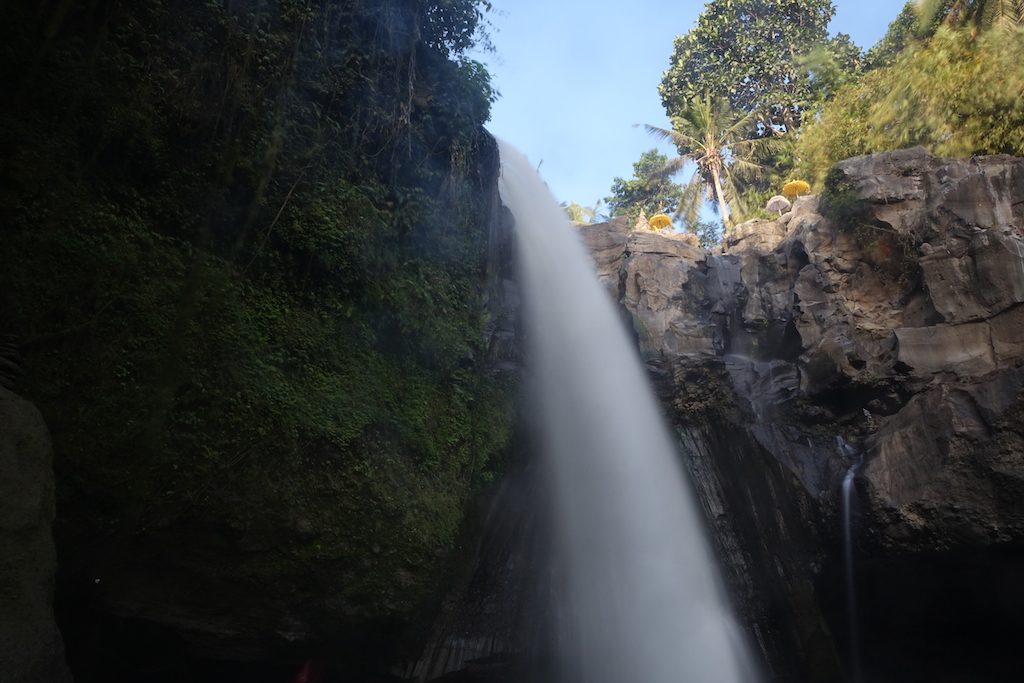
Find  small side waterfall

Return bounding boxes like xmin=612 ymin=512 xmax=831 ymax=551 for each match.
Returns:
xmin=497 ymin=140 xmax=758 ymax=682
xmin=837 ymin=437 xmax=862 ymax=681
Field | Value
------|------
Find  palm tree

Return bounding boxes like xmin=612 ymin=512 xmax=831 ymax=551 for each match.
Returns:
xmin=919 ymin=0 xmax=1024 ymax=31
xmin=561 ymin=200 xmax=603 ymax=224
xmin=644 ymin=95 xmax=775 ymax=229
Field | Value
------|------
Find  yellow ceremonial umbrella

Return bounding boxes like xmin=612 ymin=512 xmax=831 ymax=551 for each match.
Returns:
xmin=649 ymin=214 xmax=672 ymax=230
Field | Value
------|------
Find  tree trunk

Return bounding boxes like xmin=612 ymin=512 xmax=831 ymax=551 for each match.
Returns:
xmin=710 ymin=166 xmax=730 ymax=228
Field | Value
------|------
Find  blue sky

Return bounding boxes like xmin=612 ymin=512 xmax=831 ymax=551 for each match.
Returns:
xmin=479 ymin=1 xmax=905 ymax=209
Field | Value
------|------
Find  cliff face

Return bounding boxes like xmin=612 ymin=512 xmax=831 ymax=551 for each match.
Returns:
xmin=580 ymin=148 xmax=1024 ymax=682
xmin=0 ymin=1 xmax=516 ymax=679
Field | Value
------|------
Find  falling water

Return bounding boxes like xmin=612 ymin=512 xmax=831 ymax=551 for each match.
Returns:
xmin=838 ymin=436 xmax=862 ymax=682
xmin=498 ymin=140 xmax=757 ymax=683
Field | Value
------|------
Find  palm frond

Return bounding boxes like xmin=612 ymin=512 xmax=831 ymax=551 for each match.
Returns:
xmin=658 ymin=155 xmax=689 ymax=178
xmin=643 ymin=123 xmax=702 ymax=154
xmin=926 ymin=0 xmax=1024 ymax=29
xmin=644 ymin=93 xmax=779 ymax=228
xmin=984 ymin=0 xmax=1024 ymax=28
xmin=728 ymin=157 xmax=769 ymax=180
xmin=728 ymin=136 xmax=781 ymax=156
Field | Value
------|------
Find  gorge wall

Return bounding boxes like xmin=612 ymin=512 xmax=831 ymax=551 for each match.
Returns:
xmin=0 ymin=385 xmax=71 ymax=683
xmin=580 ymin=148 xmax=1024 ymax=682
xmin=0 ymin=1 xmax=518 ymax=680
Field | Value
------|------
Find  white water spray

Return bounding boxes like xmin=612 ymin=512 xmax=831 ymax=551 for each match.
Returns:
xmin=498 ymin=140 xmax=757 ymax=682
xmin=837 ymin=437 xmax=862 ymax=681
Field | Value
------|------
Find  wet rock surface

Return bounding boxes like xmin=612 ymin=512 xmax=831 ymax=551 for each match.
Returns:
xmin=581 ymin=148 xmax=1024 ymax=682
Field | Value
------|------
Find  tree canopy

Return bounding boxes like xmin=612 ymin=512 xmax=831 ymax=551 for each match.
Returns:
xmin=796 ymin=25 xmax=1024 ymax=185
xmin=563 ymin=200 xmax=604 ymax=224
xmin=604 ymin=149 xmax=684 ymax=221
xmin=422 ymin=0 xmax=494 ymax=55
xmin=865 ymin=0 xmax=1023 ymax=69
xmin=659 ymin=0 xmax=860 ymax=133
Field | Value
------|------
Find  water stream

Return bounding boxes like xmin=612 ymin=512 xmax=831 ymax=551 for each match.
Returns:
xmin=837 ymin=437 xmax=862 ymax=682
xmin=497 ymin=140 xmax=758 ymax=683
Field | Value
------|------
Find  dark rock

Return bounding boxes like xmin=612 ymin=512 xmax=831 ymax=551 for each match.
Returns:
xmin=576 ymin=217 xmax=629 ymax=292
xmin=42 ymin=133 xmax=523 ymax=682
xmin=405 ymin=462 xmax=546 ymax=683
xmin=0 ymin=387 xmax=72 ymax=682
xmin=725 ymin=218 xmax=788 ymax=254
xmin=0 ymin=335 xmax=23 ymax=390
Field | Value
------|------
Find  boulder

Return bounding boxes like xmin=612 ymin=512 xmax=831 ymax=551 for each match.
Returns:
xmin=895 ymin=323 xmax=995 ymax=377
xmin=725 ymin=218 xmax=788 ymax=254
xmin=621 ymin=230 xmax=714 ymax=358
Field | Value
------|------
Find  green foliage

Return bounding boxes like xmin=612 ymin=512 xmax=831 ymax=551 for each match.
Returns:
xmin=646 ymin=95 xmax=778 ymax=228
xmin=422 ymin=0 xmax=495 ymax=56
xmin=796 ymin=27 xmax=1024 ymax=186
xmin=799 ymin=34 xmax=866 ymax=102
xmin=660 ymin=0 xmax=860 ymax=133
xmin=729 ymin=133 xmax=799 ymax=224
xmin=869 ymin=27 xmax=1024 ymax=156
xmin=919 ymin=0 xmax=1024 ymax=31
xmin=562 ymin=200 xmax=604 ymax=224
xmin=684 ymin=220 xmax=724 ymax=249
xmin=604 ymin=149 xmax=684 ymax=221
xmin=819 ymin=168 xmax=872 ymax=232
xmin=791 ymin=74 xmax=880 ymax=187
xmin=867 ymin=0 xmax=1024 ymax=70
xmin=865 ymin=2 xmax=933 ymax=69
xmin=0 ymin=0 xmax=513 ymax=628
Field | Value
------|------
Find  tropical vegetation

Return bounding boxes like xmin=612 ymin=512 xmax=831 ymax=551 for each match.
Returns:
xmin=645 ymin=95 xmax=776 ymax=228
xmin=563 ymin=200 xmax=605 ymax=224
xmin=659 ymin=0 xmax=861 ymax=134
xmin=626 ymin=0 xmax=1024 ymax=229
xmin=795 ymin=15 xmax=1024 ymax=184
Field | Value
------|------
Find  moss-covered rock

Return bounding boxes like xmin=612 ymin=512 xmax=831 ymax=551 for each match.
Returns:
xmin=0 ymin=0 xmax=516 ymax=676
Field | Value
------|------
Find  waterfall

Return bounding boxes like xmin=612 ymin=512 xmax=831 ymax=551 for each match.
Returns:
xmin=837 ymin=436 xmax=862 ymax=681
xmin=497 ymin=140 xmax=758 ymax=683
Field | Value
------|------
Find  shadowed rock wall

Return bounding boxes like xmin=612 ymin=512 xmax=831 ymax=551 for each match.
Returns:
xmin=0 ymin=386 xmax=72 ymax=682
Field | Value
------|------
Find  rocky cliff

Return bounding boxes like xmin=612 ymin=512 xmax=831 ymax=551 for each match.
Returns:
xmin=580 ymin=148 xmax=1024 ymax=682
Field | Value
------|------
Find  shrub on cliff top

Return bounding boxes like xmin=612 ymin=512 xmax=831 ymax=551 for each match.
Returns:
xmin=782 ymin=180 xmax=812 ymax=198
xmin=796 ymin=26 xmax=1024 ymax=185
